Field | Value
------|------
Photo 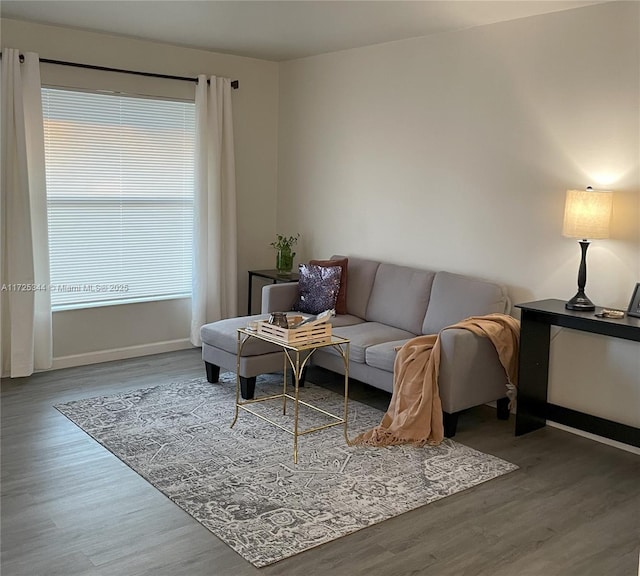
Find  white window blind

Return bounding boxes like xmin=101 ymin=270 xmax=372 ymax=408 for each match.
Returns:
xmin=42 ymin=88 xmax=195 ymax=310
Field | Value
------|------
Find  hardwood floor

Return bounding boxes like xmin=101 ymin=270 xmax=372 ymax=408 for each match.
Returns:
xmin=2 ymin=349 xmax=639 ymax=576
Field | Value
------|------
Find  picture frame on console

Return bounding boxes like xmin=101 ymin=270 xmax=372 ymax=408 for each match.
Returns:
xmin=627 ymin=283 xmax=640 ymax=318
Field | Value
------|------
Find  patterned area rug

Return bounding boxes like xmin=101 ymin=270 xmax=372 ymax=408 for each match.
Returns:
xmin=55 ymin=374 xmax=518 ymax=567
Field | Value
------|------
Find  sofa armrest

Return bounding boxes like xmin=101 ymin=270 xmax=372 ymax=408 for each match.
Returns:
xmin=438 ymin=328 xmax=511 ymax=414
xmin=261 ymin=283 xmax=298 ymax=313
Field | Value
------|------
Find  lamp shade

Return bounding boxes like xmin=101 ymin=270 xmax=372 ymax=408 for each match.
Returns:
xmin=562 ymin=188 xmax=612 ymax=239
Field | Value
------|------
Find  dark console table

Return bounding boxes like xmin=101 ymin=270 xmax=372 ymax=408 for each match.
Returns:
xmin=515 ymin=299 xmax=640 ymax=447
xmin=247 ymin=269 xmax=299 ymax=315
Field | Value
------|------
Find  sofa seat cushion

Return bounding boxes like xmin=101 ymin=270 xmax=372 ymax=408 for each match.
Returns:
xmin=365 ymin=339 xmax=413 ymax=372
xmin=200 ymin=315 xmax=282 ymax=356
xmin=331 ymin=314 xmax=366 ymax=328
xmin=327 ymin=322 xmax=415 ymax=364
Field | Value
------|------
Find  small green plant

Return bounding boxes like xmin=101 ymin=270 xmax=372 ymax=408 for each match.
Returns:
xmin=270 ymin=233 xmax=299 ymax=251
xmin=271 ymin=234 xmax=299 ymax=274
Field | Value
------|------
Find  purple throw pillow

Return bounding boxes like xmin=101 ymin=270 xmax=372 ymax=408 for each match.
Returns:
xmin=293 ymin=264 xmax=342 ymax=315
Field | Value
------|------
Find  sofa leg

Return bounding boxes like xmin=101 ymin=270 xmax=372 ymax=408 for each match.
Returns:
xmin=205 ymin=362 xmax=220 ymax=383
xmin=443 ymin=412 xmax=458 ymax=438
xmin=289 ymin=366 xmax=307 ymax=387
xmin=496 ymin=397 xmax=510 ymax=420
xmin=240 ymin=376 xmax=256 ymax=400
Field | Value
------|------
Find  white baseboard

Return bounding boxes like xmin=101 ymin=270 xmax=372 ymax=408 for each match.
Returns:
xmin=50 ymin=339 xmax=196 ymax=371
xmin=487 ymin=401 xmax=639 ymax=455
xmin=546 ymin=421 xmax=640 ymax=456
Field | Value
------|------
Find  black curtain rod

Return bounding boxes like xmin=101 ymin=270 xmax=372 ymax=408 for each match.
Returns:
xmin=0 ymin=52 xmax=239 ymax=89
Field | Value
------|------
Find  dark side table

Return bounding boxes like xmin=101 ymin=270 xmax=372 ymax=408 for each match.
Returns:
xmin=515 ymin=299 xmax=640 ymax=447
xmin=247 ymin=269 xmax=300 ymax=315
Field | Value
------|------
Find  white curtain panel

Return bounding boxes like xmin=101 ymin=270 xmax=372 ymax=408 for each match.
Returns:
xmin=0 ymin=49 xmax=52 ymax=377
xmin=190 ymin=75 xmax=238 ymax=346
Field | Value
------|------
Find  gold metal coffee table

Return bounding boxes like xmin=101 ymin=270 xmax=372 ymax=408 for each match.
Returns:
xmin=231 ymin=327 xmax=351 ymax=464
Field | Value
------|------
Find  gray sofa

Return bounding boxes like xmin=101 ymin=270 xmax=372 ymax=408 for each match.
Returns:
xmin=200 ymin=256 xmax=513 ymax=436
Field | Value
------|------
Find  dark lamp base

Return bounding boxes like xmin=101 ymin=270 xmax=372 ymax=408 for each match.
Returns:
xmin=565 ymin=292 xmax=595 ymax=311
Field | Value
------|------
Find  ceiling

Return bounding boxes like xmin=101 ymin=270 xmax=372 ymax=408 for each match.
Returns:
xmin=1 ymin=1 xmax=607 ymax=62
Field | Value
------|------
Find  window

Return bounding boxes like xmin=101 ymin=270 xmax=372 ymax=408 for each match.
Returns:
xmin=42 ymin=88 xmax=195 ymax=310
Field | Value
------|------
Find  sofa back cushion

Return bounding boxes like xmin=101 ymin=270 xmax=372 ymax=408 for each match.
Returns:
xmin=422 ymin=271 xmax=509 ymax=334
xmin=333 ymin=256 xmax=380 ymax=319
xmin=366 ymin=263 xmax=435 ymax=334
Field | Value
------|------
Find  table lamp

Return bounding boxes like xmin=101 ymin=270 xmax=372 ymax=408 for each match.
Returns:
xmin=562 ymin=186 xmax=612 ymax=311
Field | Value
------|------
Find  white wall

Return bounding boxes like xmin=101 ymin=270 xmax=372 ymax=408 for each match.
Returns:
xmin=1 ymin=18 xmax=280 ymax=364
xmin=2 ymin=5 xmax=639 ymax=438
xmin=277 ymin=3 xmax=640 ymax=429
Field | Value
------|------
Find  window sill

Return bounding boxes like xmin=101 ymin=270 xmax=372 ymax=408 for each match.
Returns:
xmin=52 ymin=294 xmax=191 ymax=313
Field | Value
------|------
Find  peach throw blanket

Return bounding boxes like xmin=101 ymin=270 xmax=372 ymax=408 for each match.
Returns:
xmin=352 ymin=313 xmax=520 ymax=447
